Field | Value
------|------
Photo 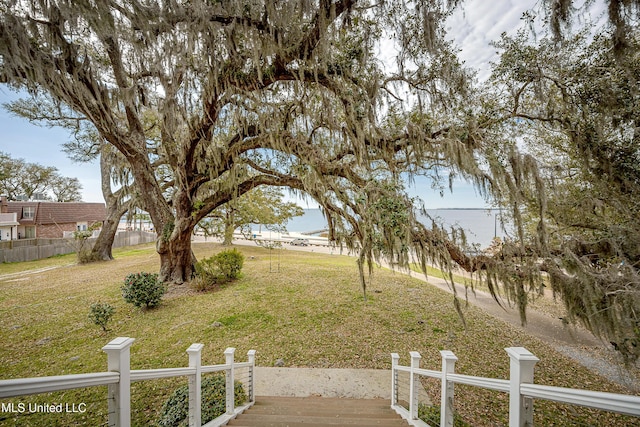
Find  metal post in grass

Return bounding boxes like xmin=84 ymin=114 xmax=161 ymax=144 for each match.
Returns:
xmin=409 ymin=351 xmax=421 ymax=421
xmin=391 ymin=353 xmax=400 ymax=409
xmin=506 ymin=347 xmax=539 ymax=427
xmin=440 ymin=350 xmax=458 ymax=427
xmin=224 ymin=347 xmax=235 ymax=415
xmin=187 ymin=343 xmax=204 ymax=427
xmin=102 ymin=337 xmax=135 ymax=427
xmin=247 ymin=350 xmax=256 ymax=403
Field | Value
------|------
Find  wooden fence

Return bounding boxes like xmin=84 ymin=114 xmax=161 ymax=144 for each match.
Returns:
xmin=0 ymin=231 xmax=157 ymax=263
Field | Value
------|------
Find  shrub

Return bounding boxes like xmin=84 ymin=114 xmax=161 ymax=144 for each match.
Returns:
xmin=192 ymin=249 xmax=244 ymax=291
xmin=121 ymin=272 xmax=165 ymax=308
xmin=73 ymin=222 xmax=102 ymax=264
xmin=157 ymin=374 xmax=247 ymax=427
xmin=213 ymin=248 xmax=244 ymax=280
xmin=88 ymin=302 xmax=115 ymax=332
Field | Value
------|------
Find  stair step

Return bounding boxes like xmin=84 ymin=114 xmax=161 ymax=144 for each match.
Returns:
xmin=226 ymin=397 xmax=408 ymax=427
xmin=229 ymin=415 xmax=407 ymax=425
xmin=251 ymin=397 xmax=393 ymax=413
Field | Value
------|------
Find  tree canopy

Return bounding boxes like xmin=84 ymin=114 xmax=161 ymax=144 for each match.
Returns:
xmin=0 ymin=0 xmax=481 ymax=284
xmin=0 ymin=151 xmax=83 ymax=201
xmin=478 ymin=25 xmax=640 ymax=361
xmin=198 ymin=186 xmax=304 ymax=245
xmin=1 ymin=0 xmax=639 ymax=361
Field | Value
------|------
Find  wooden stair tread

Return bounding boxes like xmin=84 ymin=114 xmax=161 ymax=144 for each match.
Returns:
xmin=226 ymin=396 xmax=408 ymax=427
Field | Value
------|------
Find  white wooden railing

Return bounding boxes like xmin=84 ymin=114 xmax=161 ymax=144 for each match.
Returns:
xmin=0 ymin=337 xmax=256 ymax=427
xmin=391 ymin=347 xmax=640 ymax=427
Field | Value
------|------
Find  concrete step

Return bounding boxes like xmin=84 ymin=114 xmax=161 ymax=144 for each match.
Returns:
xmin=226 ymin=396 xmax=409 ymax=427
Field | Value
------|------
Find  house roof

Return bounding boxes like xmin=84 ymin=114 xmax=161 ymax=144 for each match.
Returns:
xmin=7 ymin=202 xmax=107 ymax=225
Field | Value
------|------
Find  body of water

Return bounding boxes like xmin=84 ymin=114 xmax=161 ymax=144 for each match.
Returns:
xmin=283 ymin=208 xmax=509 ymax=249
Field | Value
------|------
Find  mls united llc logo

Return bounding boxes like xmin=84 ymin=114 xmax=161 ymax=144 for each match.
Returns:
xmin=1 ymin=402 xmax=87 ymax=413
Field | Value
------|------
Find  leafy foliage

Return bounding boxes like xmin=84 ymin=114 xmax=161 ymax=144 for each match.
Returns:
xmin=121 ymin=272 xmax=165 ymax=308
xmin=87 ymin=302 xmax=115 ymax=332
xmin=197 ymin=187 xmax=304 ymax=245
xmin=0 ymin=0 xmax=476 ymax=285
xmin=73 ymin=222 xmax=103 ymax=264
xmin=193 ymin=249 xmax=245 ymax=291
xmin=157 ymin=375 xmax=247 ymax=427
xmin=483 ymin=27 xmax=640 ymax=361
xmin=0 ymin=151 xmax=82 ymax=201
xmin=213 ymin=249 xmax=245 ymax=280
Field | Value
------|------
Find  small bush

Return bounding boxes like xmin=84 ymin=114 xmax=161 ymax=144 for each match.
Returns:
xmin=73 ymin=222 xmax=101 ymax=264
xmin=192 ymin=249 xmax=244 ymax=291
xmin=121 ymin=272 xmax=166 ymax=308
xmin=88 ymin=302 xmax=115 ymax=332
xmin=157 ymin=374 xmax=247 ymax=427
xmin=213 ymin=248 xmax=244 ymax=280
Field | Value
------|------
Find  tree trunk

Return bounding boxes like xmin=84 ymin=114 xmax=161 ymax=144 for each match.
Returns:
xmin=90 ymin=214 xmax=118 ymax=261
xmin=89 ymin=148 xmax=132 ymax=262
xmin=156 ymin=191 xmax=198 ymax=284
xmin=158 ymin=220 xmax=196 ymax=284
xmin=223 ymin=210 xmax=234 ymax=245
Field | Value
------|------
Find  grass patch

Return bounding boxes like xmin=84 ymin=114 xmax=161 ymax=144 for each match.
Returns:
xmin=0 ymin=243 xmax=637 ymax=426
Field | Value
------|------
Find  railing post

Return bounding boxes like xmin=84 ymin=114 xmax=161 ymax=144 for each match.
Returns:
xmin=391 ymin=353 xmax=400 ymax=408
xmin=187 ymin=343 xmax=204 ymax=427
xmin=247 ymin=350 xmax=256 ymax=403
xmin=506 ymin=347 xmax=539 ymax=427
xmin=409 ymin=351 xmax=421 ymax=421
xmin=224 ymin=347 xmax=236 ymax=415
xmin=440 ymin=350 xmax=458 ymax=427
xmin=102 ymin=337 xmax=135 ymax=427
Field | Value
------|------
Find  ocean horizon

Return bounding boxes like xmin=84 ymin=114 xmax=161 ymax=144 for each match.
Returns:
xmin=280 ymin=208 xmax=509 ymax=249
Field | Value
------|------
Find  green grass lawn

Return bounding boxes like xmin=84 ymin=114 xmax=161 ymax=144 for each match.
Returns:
xmin=0 ymin=243 xmax=637 ymax=426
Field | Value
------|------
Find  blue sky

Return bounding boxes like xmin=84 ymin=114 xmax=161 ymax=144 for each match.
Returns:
xmin=0 ymin=0 xmax=606 ymax=207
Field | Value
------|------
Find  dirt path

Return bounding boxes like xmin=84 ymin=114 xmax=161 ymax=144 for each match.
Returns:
xmin=0 ymin=265 xmax=73 ymax=282
xmin=204 ymin=237 xmax=639 ymax=392
xmin=403 ymin=268 xmax=639 ymax=392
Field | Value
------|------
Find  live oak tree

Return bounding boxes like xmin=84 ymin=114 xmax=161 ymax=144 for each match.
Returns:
xmin=0 ymin=0 xmax=482 ymax=284
xmin=0 ymin=151 xmax=82 ymax=201
xmin=0 ymin=152 xmax=28 ymax=200
xmin=198 ymin=186 xmax=304 ymax=245
xmin=49 ymin=175 xmax=83 ymax=202
xmin=481 ymin=26 xmax=640 ymax=361
xmin=91 ymin=143 xmax=138 ymax=260
xmin=540 ymin=0 xmax=640 ymax=54
xmin=5 ymin=97 xmax=139 ymax=261
xmin=2 ymin=1 xmax=638 ymax=362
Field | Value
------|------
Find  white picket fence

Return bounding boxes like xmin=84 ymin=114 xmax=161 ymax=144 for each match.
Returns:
xmin=391 ymin=346 xmax=640 ymax=427
xmin=0 ymin=337 xmax=255 ymax=427
xmin=2 ymin=340 xmax=639 ymax=426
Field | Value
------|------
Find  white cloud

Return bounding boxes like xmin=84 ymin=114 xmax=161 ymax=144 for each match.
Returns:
xmin=446 ymin=0 xmax=539 ymax=79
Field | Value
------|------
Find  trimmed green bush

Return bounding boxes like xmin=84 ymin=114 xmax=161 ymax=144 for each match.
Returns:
xmin=192 ymin=249 xmax=245 ymax=291
xmin=157 ymin=374 xmax=247 ymax=427
xmin=213 ymin=248 xmax=244 ymax=280
xmin=88 ymin=302 xmax=115 ymax=332
xmin=121 ymin=272 xmax=166 ymax=308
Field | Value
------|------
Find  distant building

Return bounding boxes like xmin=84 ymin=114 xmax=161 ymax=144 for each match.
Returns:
xmin=0 ymin=197 xmax=20 ymax=241
xmin=3 ymin=198 xmax=106 ymax=239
